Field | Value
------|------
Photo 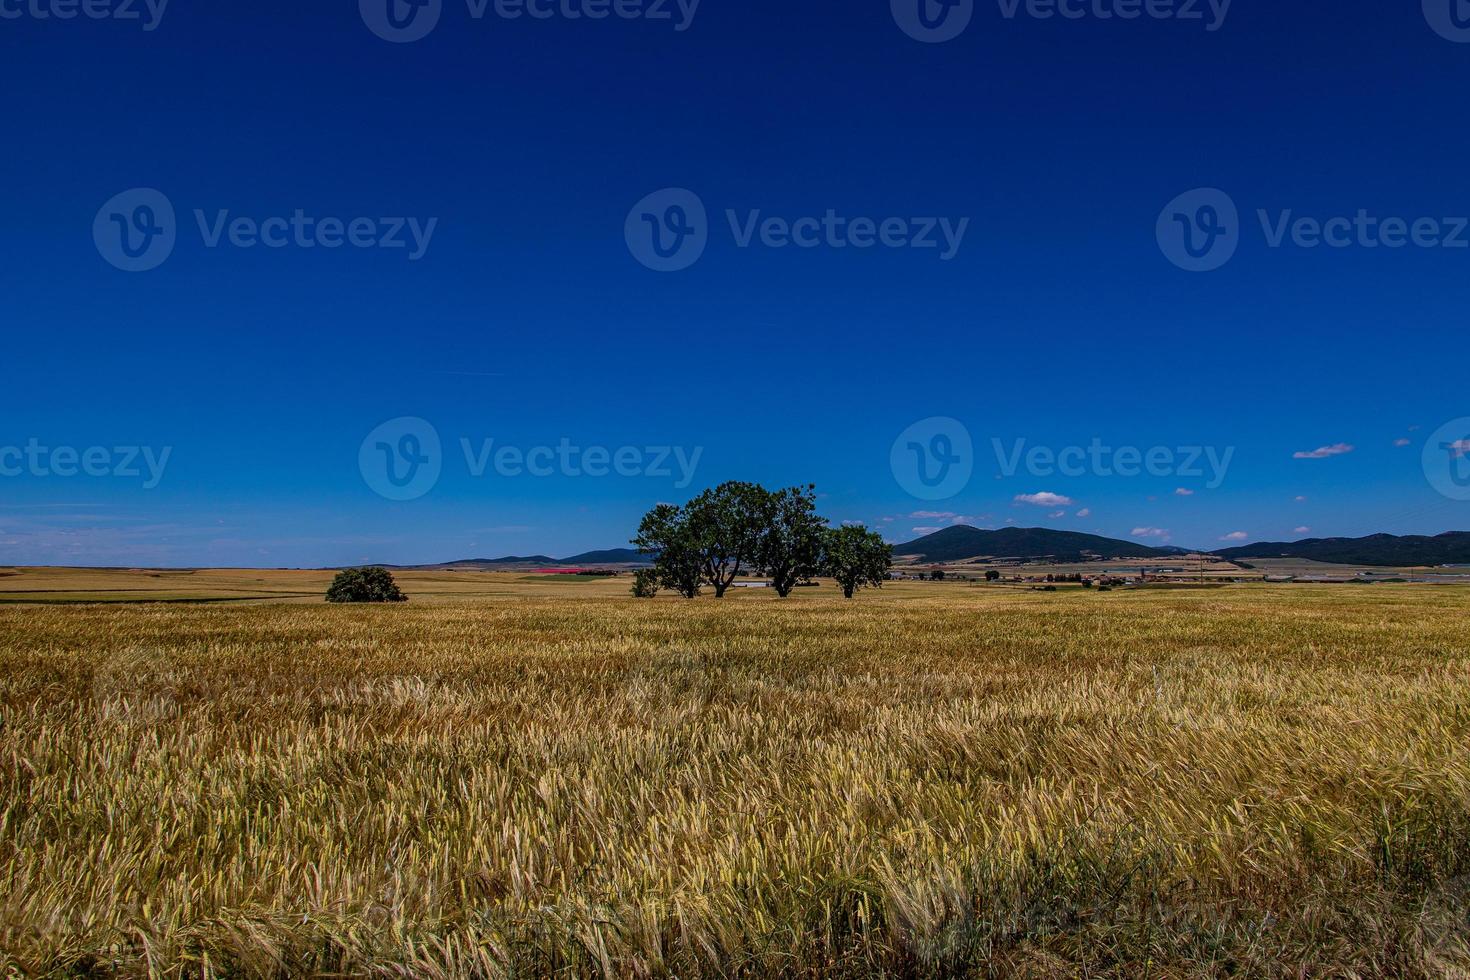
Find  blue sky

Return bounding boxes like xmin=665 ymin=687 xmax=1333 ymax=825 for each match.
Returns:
xmin=2 ymin=0 xmax=1469 ymax=566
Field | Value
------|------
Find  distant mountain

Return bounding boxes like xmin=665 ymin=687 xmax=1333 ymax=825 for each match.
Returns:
xmin=890 ymin=526 xmax=1180 ymax=563
xmin=387 ymin=548 xmax=651 ymax=571
xmin=1215 ymin=532 xmax=1470 ymax=567
xmin=563 ymin=549 xmax=650 ymax=565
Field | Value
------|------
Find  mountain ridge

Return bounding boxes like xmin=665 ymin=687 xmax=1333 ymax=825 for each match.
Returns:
xmin=1215 ymin=532 xmax=1470 ymax=567
xmin=890 ymin=526 xmax=1184 ymax=563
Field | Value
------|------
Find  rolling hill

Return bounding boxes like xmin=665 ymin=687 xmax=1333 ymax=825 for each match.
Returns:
xmin=890 ymin=526 xmax=1182 ymax=563
xmin=387 ymin=549 xmax=651 ymax=571
xmin=1215 ymin=532 xmax=1470 ymax=567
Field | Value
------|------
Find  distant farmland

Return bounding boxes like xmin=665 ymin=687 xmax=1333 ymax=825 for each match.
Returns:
xmin=3 ymin=580 xmax=1469 ymax=975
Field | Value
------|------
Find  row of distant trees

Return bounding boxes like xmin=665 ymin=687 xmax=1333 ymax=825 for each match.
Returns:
xmin=631 ymin=482 xmax=892 ymax=599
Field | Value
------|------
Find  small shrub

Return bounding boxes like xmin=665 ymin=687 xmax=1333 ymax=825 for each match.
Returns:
xmin=326 ymin=567 xmax=408 ymax=604
xmin=631 ymin=568 xmax=660 ymax=599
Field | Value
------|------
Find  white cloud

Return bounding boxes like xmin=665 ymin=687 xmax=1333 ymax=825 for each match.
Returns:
xmin=1293 ymin=443 xmax=1354 ymax=460
xmin=1294 ymin=495 xmax=1307 ymax=503
xmin=912 ymin=527 xmax=943 ymax=535
xmin=1393 ymin=438 xmax=1411 ymax=448
xmin=910 ymin=511 xmax=956 ymax=519
xmin=1049 ymin=510 xmax=1067 ymax=518
xmin=1131 ymin=527 xmax=1170 ymax=540
xmin=1219 ymin=531 xmax=1249 ymax=541
xmin=1294 ymin=526 xmax=1311 ymax=535
xmin=1174 ymin=488 xmax=1194 ymax=496
xmin=1015 ymin=492 xmax=1074 ymax=507
xmin=1075 ymin=508 xmax=1091 ymax=518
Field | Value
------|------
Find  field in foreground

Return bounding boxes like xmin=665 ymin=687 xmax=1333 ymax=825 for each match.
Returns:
xmin=3 ymin=585 xmax=1470 ymax=977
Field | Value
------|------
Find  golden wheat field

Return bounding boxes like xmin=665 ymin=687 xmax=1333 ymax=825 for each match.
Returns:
xmin=2 ymin=576 xmax=1470 ymax=977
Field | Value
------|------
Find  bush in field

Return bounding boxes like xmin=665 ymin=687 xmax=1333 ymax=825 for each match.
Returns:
xmin=630 ymin=568 xmax=660 ymax=598
xmin=325 ymin=567 xmax=407 ymax=604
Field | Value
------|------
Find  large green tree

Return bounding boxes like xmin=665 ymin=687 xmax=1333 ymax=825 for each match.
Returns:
xmin=632 ymin=503 xmax=703 ymax=598
xmin=822 ymin=526 xmax=893 ymax=599
xmin=681 ymin=481 xmax=771 ymax=598
xmin=759 ymin=484 xmax=827 ymax=598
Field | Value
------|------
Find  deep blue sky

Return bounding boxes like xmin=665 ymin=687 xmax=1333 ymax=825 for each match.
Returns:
xmin=3 ymin=0 xmax=1469 ymax=566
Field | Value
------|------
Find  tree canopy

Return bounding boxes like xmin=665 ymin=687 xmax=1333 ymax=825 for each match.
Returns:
xmin=325 ymin=567 xmax=408 ymax=604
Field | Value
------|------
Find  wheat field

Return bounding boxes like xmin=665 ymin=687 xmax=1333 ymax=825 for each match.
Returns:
xmin=2 ymin=580 xmax=1469 ymax=976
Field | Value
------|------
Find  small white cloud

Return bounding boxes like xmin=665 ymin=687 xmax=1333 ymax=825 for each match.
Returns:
xmin=1294 ymin=526 xmax=1311 ymax=535
xmin=1219 ymin=531 xmax=1249 ymax=541
xmin=842 ymin=520 xmax=866 ymax=527
xmin=910 ymin=511 xmax=956 ymax=519
xmin=912 ymin=526 xmax=943 ymax=535
xmin=1448 ymin=439 xmax=1470 ymax=459
xmin=1132 ymin=527 xmax=1170 ymax=540
xmin=1174 ymin=488 xmax=1194 ymax=496
xmin=1293 ymin=443 xmax=1354 ymax=460
xmin=1294 ymin=495 xmax=1307 ymax=503
xmin=1075 ymin=508 xmax=1091 ymax=518
xmin=1015 ymin=492 xmax=1074 ymax=507
xmin=1393 ymin=438 xmax=1411 ymax=448
xmin=1049 ymin=510 xmax=1067 ymax=518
